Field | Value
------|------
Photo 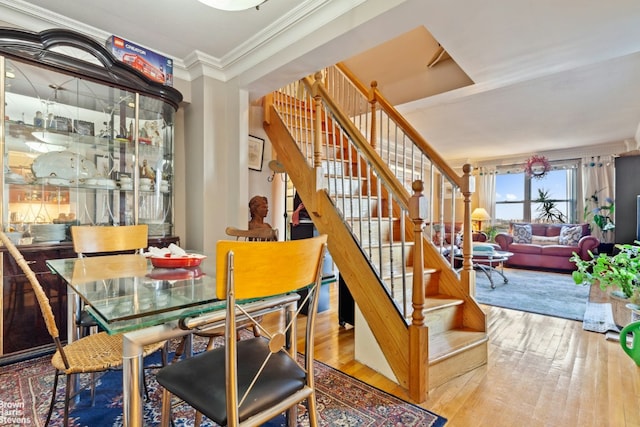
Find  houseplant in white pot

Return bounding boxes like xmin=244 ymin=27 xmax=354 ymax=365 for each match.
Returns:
xmin=571 ymin=242 xmax=640 ymax=321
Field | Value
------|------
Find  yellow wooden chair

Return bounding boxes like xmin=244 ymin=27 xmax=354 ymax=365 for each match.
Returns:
xmin=171 ymin=226 xmax=278 ymax=363
xmin=70 ymin=224 xmax=167 ymax=401
xmin=71 ymin=224 xmax=149 ymax=256
xmin=70 ymin=224 xmax=149 ymax=338
xmin=157 ymin=235 xmax=327 ymax=427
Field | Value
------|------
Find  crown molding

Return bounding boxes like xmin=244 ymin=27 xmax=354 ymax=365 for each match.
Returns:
xmin=0 ymin=0 xmax=369 ymax=85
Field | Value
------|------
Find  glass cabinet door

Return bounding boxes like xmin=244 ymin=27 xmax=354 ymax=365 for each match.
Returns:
xmin=2 ymin=56 xmax=175 ymax=241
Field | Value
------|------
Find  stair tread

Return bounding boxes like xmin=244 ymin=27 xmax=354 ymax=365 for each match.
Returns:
xmin=423 ymin=294 xmax=464 ymax=310
xmin=383 ymin=265 xmax=437 ymax=281
xmin=429 ymin=329 xmax=488 ymax=364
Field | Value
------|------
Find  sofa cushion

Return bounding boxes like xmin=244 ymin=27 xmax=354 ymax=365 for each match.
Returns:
xmin=545 ymin=225 xmax=563 ymax=237
xmin=509 ymin=243 xmax=542 ymax=254
xmin=529 ymin=223 xmax=549 ymax=237
xmin=512 ymin=224 xmax=532 ymax=243
xmin=540 ymin=245 xmax=578 ymax=256
xmin=531 ymin=235 xmax=560 ymax=246
xmin=559 ymin=225 xmax=582 ymax=245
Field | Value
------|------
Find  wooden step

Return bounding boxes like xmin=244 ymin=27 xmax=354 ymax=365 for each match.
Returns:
xmin=367 ymin=242 xmax=413 ymax=277
xmin=348 ymin=218 xmax=399 ymax=245
xmin=428 ymin=329 xmax=488 ymax=389
xmin=323 ymin=175 xmax=362 ymax=196
xmin=423 ymin=295 xmax=465 ymax=334
xmin=332 ymin=195 xmax=378 ymax=218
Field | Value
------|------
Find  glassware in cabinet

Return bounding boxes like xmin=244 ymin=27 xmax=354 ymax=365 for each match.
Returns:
xmin=0 ymin=28 xmax=182 ymax=242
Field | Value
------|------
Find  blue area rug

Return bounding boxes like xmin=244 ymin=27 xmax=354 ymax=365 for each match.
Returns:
xmin=0 ymin=346 xmax=447 ymax=426
xmin=474 ymin=267 xmax=590 ymax=321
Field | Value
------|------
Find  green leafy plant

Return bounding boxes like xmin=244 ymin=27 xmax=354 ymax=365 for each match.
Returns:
xmin=571 ymin=242 xmax=640 ymax=306
xmin=483 ymin=225 xmax=499 ymax=242
xmin=583 ymin=190 xmax=615 ymax=243
xmin=534 ymin=188 xmax=566 ymax=223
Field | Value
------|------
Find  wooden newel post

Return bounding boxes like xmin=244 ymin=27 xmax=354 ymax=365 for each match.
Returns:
xmin=369 ymin=81 xmax=378 ymax=150
xmin=460 ymin=164 xmax=476 ymax=294
xmin=310 ymin=71 xmax=324 ymax=215
xmin=408 ymin=180 xmax=429 ymax=402
xmin=408 ymin=180 xmax=427 ymax=325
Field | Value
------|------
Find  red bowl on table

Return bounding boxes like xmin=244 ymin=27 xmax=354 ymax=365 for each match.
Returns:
xmin=149 ymin=255 xmax=206 ymax=268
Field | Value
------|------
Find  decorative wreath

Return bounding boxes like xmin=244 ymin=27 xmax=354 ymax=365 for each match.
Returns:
xmin=525 ymin=155 xmax=551 ymax=179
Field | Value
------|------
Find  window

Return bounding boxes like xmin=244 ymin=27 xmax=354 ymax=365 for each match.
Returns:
xmin=495 ymin=161 xmax=577 ymax=227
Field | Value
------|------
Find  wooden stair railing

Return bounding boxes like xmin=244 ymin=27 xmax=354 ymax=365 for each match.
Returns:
xmin=263 ymin=70 xmax=488 ymax=402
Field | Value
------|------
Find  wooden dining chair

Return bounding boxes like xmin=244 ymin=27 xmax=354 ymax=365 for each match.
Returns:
xmin=70 ymin=224 xmax=167 ymax=401
xmin=225 ymin=226 xmax=278 ymax=241
xmin=157 ymin=234 xmax=327 ymax=427
xmin=0 ymin=230 xmax=166 ymax=426
xmin=69 ymin=224 xmax=150 ymax=338
xmin=71 ymin=224 xmax=148 ymax=256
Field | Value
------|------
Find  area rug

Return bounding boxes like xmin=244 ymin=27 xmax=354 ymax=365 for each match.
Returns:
xmin=582 ymin=302 xmax=619 ymax=333
xmin=0 ymin=349 xmax=447 ymax=427
xmin=474 ymin=267 xmax=590 ymax=321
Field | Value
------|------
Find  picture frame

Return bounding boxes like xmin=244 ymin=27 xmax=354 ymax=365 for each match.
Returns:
xmin=53 ymin=115 xmax=72 ymax=132
xmin=248 ymin=135 xmax=265 ymax=171
xmin=74 ymin=119 xmax=95 ymax=136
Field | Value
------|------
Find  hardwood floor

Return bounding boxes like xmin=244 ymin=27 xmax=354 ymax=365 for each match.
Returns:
xmin=304 ymin=282 xmax=640 ymax=427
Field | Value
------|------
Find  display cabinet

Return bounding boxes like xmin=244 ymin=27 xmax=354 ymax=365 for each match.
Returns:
xmin=0 ymin=28 xmax=183 ymax=362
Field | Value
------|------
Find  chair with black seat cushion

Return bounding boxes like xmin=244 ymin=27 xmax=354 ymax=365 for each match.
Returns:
xmin=0 ymin=230 xmax=167 ymax=426
xmin=157 ymin=234 xmax=327 ymax=427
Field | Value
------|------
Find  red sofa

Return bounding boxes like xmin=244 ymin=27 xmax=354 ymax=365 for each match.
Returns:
xmin=494 ymin=222 xmax=599 ymax=271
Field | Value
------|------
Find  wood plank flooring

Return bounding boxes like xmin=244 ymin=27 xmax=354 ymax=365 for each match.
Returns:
xmin=303 ymin=282 xmax=640 ymax=427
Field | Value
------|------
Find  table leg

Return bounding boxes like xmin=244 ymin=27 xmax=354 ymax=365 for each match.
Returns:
xmin=475 ymin=263 xmax=509 ymax=289
xmin=122 ymin=335 xmax=144 ymax=427
xmin=475 ymin=264 xmax=497 ymax=289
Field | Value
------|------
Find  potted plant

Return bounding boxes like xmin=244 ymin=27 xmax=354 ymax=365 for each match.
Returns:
xmin=483 ymin=225 xmax=499 ymax=242
xmin=534 ymin=188 xmax=566 ymax=223
xmin=584 ymin=190 xmax=615 ymax=253
xmin=571 ymin=242 xmax=640 ymax=313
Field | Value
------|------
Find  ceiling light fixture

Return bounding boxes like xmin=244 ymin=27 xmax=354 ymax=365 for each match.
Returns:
xmin=197 ymin=0 xmax=268 ymax=11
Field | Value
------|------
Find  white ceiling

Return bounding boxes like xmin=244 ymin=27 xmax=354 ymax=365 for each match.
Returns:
xmin=3 ymin=0 xmax=640 ymax=164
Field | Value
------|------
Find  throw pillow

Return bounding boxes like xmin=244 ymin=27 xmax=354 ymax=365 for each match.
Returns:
xmin=559 ymin=225 xmax=582 ymax=245
xmin=512 ymin=224 xmax=532 ymax=243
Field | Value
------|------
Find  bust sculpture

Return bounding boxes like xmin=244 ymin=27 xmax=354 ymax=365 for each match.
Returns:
xmin=248 ymin=195 xmax=272 ymax=230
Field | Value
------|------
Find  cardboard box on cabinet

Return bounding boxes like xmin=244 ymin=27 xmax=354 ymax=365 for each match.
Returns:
xmin=106 ymin=35 xmax=173 ymax=86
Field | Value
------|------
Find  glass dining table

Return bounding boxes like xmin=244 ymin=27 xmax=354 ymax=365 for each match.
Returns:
xmin=46 ymin=254 xmax=224 ymax=427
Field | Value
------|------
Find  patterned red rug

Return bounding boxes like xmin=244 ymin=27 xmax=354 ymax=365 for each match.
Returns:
xmin=0 ymin=347 xmax=447 ymax=426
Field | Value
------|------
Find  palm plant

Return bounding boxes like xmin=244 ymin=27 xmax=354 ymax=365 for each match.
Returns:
xmin=535 ymin=188 xmax=566 ymax=223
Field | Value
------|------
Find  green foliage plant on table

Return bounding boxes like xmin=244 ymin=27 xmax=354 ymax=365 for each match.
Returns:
xmin=571 ymin=242 xmax=640 ymax=307
xmin=584 ymin=189 xmax=615 ymax=243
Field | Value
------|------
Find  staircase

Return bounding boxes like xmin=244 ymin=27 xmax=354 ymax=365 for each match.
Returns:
xmin=263 ymin=65 xmax=488 ymax=402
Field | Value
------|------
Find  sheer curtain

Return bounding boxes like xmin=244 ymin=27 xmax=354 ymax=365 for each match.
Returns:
xmin=581 ymin=155 xmax=615 ymax=242
xmin=476 ymin=166 xmax=497 ymax=224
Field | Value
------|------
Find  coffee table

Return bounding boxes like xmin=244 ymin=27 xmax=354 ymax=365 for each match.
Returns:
xmin=455 ymin=250 xmax=514 ymax=289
